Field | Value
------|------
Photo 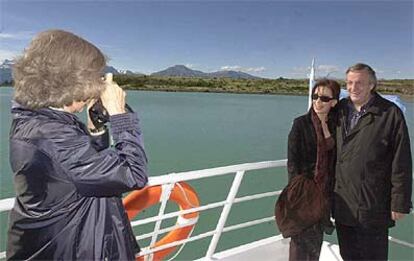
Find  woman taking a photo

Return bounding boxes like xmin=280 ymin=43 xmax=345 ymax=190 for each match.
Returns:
xmin=7 ymin=29 xmax=148 ymax=260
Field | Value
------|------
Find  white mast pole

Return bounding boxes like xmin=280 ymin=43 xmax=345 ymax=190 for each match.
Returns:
xmin=308 ymin=58 xmax=315 ymax=110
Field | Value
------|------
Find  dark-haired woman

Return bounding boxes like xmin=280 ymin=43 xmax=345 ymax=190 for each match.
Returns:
xmin=287 ymin=79 xmax=340 ymax=260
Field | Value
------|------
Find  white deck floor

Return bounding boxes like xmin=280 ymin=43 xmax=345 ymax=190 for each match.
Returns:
xmin=197 ymin=235 xmax=343 ymax=261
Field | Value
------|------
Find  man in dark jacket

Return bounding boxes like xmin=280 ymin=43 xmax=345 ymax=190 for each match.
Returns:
xmin=7 ymin=29 xmax=148 ymax=260
xmin=334 ymin=63 xmax=412 ymax=260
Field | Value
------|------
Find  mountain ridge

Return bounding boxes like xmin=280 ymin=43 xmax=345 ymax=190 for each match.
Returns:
xmin=0 ymin=60 xmax=260 ymax=84
xmin=152 ymin=65 xmax=260 ymax=79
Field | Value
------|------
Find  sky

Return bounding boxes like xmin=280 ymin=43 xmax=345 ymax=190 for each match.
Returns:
xmin=0 ymin=0 xmax=413 ymax=79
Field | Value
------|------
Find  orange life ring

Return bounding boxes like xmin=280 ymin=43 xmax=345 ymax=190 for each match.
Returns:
xmin=123 ymin=182 xmax=200 ymax=261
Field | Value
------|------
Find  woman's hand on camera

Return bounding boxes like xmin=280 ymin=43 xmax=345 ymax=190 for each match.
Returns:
xmin=100 ymin=73 xmax=126 ymax=115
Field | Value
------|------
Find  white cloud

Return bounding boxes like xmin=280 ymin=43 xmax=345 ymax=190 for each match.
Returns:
xmin=221 ymin=65 xmax=242 ymax=71
xmin=185 ymin=63 xmax=196 ymax=69
xmin=0 ymin=49 xmax=19 ymax=62
xmin=0 ymin=31 xmax=33 ymax=40
xmin=292 ymin=64 xmax=340 ymax=77
xmin=220 ymin=65 xmax=266 ymax=73
xmin=317 ymin=65 xmax=339 ymax=74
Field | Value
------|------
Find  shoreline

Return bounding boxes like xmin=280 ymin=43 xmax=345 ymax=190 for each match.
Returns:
xmin=120 ymin=86 xmax=414 ymax=99
xmin=1 ymin=85 xmax=413 ymax=99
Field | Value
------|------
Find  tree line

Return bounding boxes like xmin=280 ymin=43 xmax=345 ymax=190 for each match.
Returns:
xmin=112 ymin=75 xmax=413 ymax=96
xmin=2 ymin=76 xmax=413 ymax=96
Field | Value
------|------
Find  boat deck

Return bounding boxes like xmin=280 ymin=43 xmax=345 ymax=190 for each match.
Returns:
xmin=198 ymin=235 xmax=342 ymax=261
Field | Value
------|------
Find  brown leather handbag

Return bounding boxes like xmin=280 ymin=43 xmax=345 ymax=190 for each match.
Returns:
xmin=274 ymin=175 xmax=327 ymax=238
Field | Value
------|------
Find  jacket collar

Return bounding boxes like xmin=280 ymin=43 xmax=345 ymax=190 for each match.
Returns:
xmin=11 ymin=100 xmax=81 ymax=126
xmin=365 ymin=92 xmax=384 ymax=115
xmin=340 ymin=92 xmax=385 ymax=139
xmin=344 ymin=92 xmax=383 ymax=116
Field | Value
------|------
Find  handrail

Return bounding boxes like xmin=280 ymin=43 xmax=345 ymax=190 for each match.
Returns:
xmin=0 ymin=160 xmax=286 ymax=213
xmin=147 ymin=160 xmax=287 ymax=186
xmin=206 ymin=170 xmax=245 ymax=258
xmin=0 ymin=197 xmax=14 ymax=213
xmin=0 ymin=159 xmax=413 ymax=261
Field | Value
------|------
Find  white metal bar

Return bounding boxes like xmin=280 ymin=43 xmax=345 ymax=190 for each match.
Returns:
xmin=135 ymin=218 xmax=198 ymax=241
xmin=131 ymin=201 xmax=226 ymax=227
xmin=388 ymin=236 xmax=414 ymax=248
xmin=137 ymin=216 xmax=288 ymax=257
xmin=138 ymin=230 xmax=217 ymax=257
xmin=130 ymin=190 xmax=282 ymax=229
xmin=148 ymin=160 xmax=286 ymax=186
xmin=147 ymin=183 xmax=174 ymax=261
xmin=138 ymin=215 xmax=275 ymax=245
xmin=205 ymin=170 xmax=245 ymax=259
xmin=222 ymin=216 xmax=275 ymax=234
xmin=0 ymin=197 xmax=14 ymax=212
xmin=234 ymin=190 xmax=281 ymax=204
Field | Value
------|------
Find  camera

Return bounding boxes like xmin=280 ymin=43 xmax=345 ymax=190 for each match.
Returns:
xmin=88 ymin=100 xmax=133 ymax=130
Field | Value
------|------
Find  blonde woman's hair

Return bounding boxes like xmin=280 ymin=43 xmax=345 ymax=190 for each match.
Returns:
xmin=13 ymin=29 xmax=107 ymax=109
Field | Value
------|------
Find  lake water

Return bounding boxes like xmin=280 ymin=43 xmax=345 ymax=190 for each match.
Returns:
xmin=0 ymin=87 xmax=413 ymax=260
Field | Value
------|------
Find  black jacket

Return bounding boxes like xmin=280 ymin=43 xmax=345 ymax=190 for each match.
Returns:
xmin=334 ymin=93 xmax=412 ymax=228
xmin=287 ymin=110 xmax=336 ymax=233
xmin=287 ymin=110 xmax=336 ymax=183
xmin=7 ymin=103 xmax=148 ymax=260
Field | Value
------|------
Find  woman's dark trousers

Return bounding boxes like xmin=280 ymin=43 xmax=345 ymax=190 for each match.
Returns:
xmin=289 ymin=224 xmax=323 ymax=261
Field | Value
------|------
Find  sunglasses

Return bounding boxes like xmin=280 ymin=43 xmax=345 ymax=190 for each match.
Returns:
xmin=311 ymin=94 xmax=335 ymax=102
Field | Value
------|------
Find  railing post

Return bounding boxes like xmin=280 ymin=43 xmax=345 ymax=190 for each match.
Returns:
xmin=205 ymin=170 xmax=245 ymax=259
xmin=147 ymin=182 xmax=175 ymax=261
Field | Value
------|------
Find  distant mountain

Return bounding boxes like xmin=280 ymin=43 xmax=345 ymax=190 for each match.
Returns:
xmin=104 ymin=65 xmax=119 ymax=75
xmin=208 ymin=70 xmax=259 ymax=79
xmin=1 ymin=60 xmax=259 ymax=85
xmin=152 ymin=65 xmax=260 ymax=79
xmin=105 ymin=66 xmax=144 ymax=76
xmin=0 ymin=61 xmax=144 ymax=84
xmin=152 ymin=65 xmax=205 ymax=77
xmin=118 ymin=69 xmax=144 ymax=76
xmin=0 ymin=59 xmax=13 ymax=84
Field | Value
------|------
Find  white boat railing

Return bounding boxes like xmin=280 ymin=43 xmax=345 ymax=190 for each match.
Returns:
xmin=0 ymin=159 xmax=413 ymax=260
xmin=133 ymin=159 xmax=287 ymax=261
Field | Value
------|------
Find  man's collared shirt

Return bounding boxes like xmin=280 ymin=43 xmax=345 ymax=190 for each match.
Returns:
xmin=346 ymin=95 xmax=375 ymax=134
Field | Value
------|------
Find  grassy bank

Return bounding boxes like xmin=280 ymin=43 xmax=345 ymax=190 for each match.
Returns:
xmin=2 ymin=76 xmax=413 ymax=96
xmin=113 ymin=75 xmax=414 ymax=96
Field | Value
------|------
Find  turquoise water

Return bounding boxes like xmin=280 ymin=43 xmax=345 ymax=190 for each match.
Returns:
xmin=0 ymin=87 xmax=413 ymax=260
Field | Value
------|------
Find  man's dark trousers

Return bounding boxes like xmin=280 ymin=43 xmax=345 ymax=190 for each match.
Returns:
xmin=336 ymin=223 xmax=389 ymax=261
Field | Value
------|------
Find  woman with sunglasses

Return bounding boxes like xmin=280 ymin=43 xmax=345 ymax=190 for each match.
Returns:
xmin=286 ymin=78 xmax=340 ymax=260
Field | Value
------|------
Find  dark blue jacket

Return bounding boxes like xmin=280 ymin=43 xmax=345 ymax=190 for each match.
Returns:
xmin=7 ymin=102 xmax=148 ymax=260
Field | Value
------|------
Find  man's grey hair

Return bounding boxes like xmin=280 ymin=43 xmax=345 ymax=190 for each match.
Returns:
xmin=346 ymin=63 xmax=377 ymax=92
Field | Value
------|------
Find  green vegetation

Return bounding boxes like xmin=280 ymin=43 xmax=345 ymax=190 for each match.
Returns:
xmin=2 ymin=76 xmax=413 ymax=96
xmin=376 ymin=79 xmax=414 ymax=96
xmin=113 ymin=75 xmax=311 ymax=95
xmin=112 ymin=75 xmax=414 ymax=96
